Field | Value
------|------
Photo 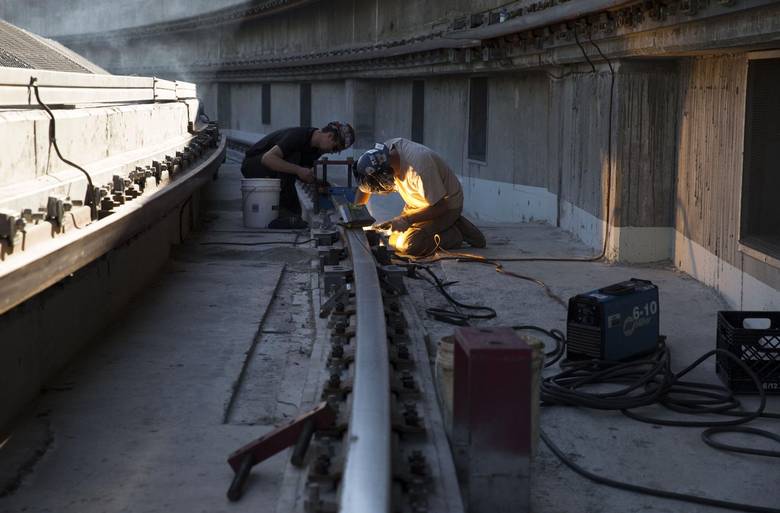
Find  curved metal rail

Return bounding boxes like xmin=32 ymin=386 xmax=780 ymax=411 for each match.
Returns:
xmin=338 ymin=228 xmax=392 ymax=513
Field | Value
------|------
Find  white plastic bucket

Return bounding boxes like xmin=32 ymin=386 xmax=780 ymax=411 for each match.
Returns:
xmin=241 ymin=178 xmax=281 ymax=228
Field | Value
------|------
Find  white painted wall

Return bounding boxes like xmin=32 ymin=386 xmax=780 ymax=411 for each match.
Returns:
xmin=675 ymin=232 xmax=780 ymax=310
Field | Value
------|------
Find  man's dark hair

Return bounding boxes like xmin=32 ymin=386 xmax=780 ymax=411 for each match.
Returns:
xmin=321 ymin=123 xmax=337 ymax=135
xmin=321 ymin=121 xmax=355 ymax=150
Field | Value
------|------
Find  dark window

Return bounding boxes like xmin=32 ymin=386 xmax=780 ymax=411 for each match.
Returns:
xmin=217 ymin=83 xmax=231 ymax=129
xmin=411 ymin=80 xmax=425 ymax=143
xmin=261 ymin=83 xmax=271 ymax=125
xmin=741 ymin=58 xmax=780 ymax=257
xmin=300 ymin=83 xmax=312 ymax=127
xmin=468 ymin=77 xmax=488 ymax=161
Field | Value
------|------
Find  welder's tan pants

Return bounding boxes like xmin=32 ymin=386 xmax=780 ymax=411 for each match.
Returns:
xmin=389 ymin=208 xmax=463 ymax=257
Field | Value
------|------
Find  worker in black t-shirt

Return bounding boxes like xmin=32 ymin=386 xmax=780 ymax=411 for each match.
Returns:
xmin=241 ymin=122 xmax=355 ymax=223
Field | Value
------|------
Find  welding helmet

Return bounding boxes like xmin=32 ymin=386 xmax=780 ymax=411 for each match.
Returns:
xmin=354 ymin=143 xmax=395 ymax=194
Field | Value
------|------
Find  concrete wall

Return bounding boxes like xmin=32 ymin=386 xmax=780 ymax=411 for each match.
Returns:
xmin=188 ymin=55 xmax=776 ymax=311
xmin=269 ymin=83 xmax=301 ymax=132
xmin=0 ymin=187 xmax=205 ymax=431
xmin=674 ymin=54 xmax=780 ymax=309
xmin=311 ymin=81 xmax=346 ymax=129
xmin=614 ymin=61 xmax=679 ymax=229
xmin=6 ymin=2 xmax=774 ymax=302
xmin=0 ymin=0 xmax=250 ymax=36
xmin=2 ymin=0 xmax=511 ymax=43
xmin=229 ymin=83 xmax=263 ymax=133
xmin=423 ymin=77 xmax=469 ymax=176
xmin=1 ymin=0 xmax=514 ymax=79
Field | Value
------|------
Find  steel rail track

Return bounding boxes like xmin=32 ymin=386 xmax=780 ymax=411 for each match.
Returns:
xmin=0 ymin=133 xmax=225 ymax=315
xmin=337 ymin=227 xmax=392 ymax=513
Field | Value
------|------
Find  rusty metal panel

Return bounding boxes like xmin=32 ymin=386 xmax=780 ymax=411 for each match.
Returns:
xmin=453 ymin=326 xmax=532 ymax=513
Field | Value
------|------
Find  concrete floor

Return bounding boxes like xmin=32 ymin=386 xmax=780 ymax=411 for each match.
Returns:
xmin=0 ymin=164 xmax=318 ymax=513
xmin=2 ymin=164 xmax=778 ymax=513
xmin=401 ymin=222 xmax=780 ymax=513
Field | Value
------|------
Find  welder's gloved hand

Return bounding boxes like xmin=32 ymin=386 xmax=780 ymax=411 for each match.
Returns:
xmin=387 ymin=216 xmax=410 ymax=233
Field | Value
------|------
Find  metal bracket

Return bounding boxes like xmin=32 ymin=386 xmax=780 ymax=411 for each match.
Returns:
xmin=323 ymin=264 xmax=352 ymax=292
xmin=226 ymin=402 xmax=336 ymax=502
xmin=319 ymin=282 xmax=352 ymax=318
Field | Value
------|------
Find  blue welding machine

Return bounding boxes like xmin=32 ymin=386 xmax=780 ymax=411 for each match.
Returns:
xmin=566 ymin=278 xmax=660 ymax=361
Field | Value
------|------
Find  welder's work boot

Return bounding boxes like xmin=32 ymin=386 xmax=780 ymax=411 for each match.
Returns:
xmin=455 ymin=216 xmax=486 ymax=248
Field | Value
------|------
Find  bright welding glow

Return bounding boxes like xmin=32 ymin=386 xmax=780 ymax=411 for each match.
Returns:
xmin=390 ymin=230 xmax=408 ymax=253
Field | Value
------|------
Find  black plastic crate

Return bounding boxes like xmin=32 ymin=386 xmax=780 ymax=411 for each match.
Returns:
xmin=716 ymin=311 xmax=780 ymax=394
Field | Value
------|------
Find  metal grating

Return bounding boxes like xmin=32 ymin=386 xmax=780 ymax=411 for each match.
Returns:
xmin=0 ymin=19 xmax=93 ymax=73
xmin=717 ymin=311 xmax=780 ymax=394
xmin=566 ymin=325 xmax=602 ymax=358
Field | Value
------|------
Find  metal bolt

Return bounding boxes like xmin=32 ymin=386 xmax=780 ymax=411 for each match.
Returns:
xmin=401 ymin=371 xmax=415 ymax=390
xmin=408 ymin=450 xmax=427 ymax=476
xmin=403 ymin=402 xmax=420 ymax=427
xmin=314 ymin=454 xmax=331 ymax=475
xmin=304 ymin=483 xmax=321 ymax=513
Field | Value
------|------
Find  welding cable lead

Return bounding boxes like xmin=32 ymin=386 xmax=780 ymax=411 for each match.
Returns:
xmin=29 ymin=77 xmax=97 ymax=219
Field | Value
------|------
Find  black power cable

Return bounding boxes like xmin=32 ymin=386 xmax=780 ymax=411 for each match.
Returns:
xmin=540 ymin=428 xmax=780 ymax=513
xmin=405 ymin=263 xmax=496 ymax=325
xmin=512 ymin=325 xmax=566 ymax=368
xmin=29 ymin=77 xmax=97 ymax=220
xmin=701 ymin=427 xmax=780 ymax=458
xmin=574 ymin=27 xmax=597 ymax=74
xmin=398 ymin=253 xmax=780 ymax=510
xmin=399 ymin=253 xmax=780 ymax=509
xmin=540 ymin=342 xmax=780 ymax=511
